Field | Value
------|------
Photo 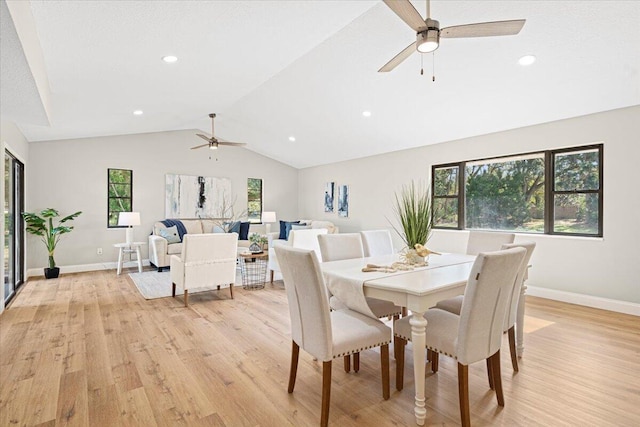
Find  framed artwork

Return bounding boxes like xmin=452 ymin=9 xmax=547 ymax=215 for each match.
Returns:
xmin=338 ymin=184 xmax=349 ymax=218
xmin=324 ymin=181 xmax=335 ymax=212
xmin=165 ymin=174 xmax=232 ymax=218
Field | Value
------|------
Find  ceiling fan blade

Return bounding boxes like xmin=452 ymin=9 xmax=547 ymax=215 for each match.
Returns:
xmin=383 ymin=0 xmax=426 ymax=32
xmin=379 ymin=41 xmax=416 ymax=72
xmin=217 ymin=141 xmax=247 ymax=147
xmin=190 ymin=143 xmax=210 ymax=150
xmin=441 ymin=19 xmax=525 ymax=38
xmin=196 ymin=133 xmax=211 ymax=142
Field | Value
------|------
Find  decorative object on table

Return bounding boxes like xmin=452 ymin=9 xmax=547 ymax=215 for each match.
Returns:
xmin=324 ymin=182 xmax=335 ymax=212
xmin=165 ymin=173 xmax=232 ymax=218
xmin=118 ymin=212 xmax=140 ymax=244
xmin=22 ymin=208 xmax=82 ymax=279
xmin=390 ymin=180 xmax=433 ymax=265
xmin=261 ymin=211 xmax=277 ymax=234
xmin=249 ymin=232 xmax=268 ymax=253
xmin=337 ymin=184 xmax=349 ymax=217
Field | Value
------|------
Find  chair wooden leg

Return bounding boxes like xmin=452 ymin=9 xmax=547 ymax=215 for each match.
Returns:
xmin=270 ymin=270 xmax=274 ymax=283
xmin=229 ymin=284 xmax=234 ymax=299
xmin=184 ymin=290 xmax=189 ymax=307
xmin=396 ymin=338 xmax=406 ymax=391
xmin=172 ymin=282 xmax=176 ymax=298
xmin=353 ymin=352 xmax=360 ymax=373
xmin=288 ymin=341 xmax=300 ymax=393
xmin=490 ymin=350 xmax=505 ymax=406
xmin=321 ymin=361 xmax=332 ymax=427
xmin=401 ymin=307 xmax=408 ymax=317
xmin=426 ymin=348 xmax=431 ymax=363
xmin=458 ymin=363 xmax=470 ymax=427
xmin=380 ymin=344 xmax=390 ymax=400
xmin=508 ymin=326 xmax=519 ymax=372
xmin=486 ymin=358 xmax=495 ymax=390
xmin=343 ymin=355 xmax=351 ymax=373
xmin=431 ymin=351 xmax=439 ymax=373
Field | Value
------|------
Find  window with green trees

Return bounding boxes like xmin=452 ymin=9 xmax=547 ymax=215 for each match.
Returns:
xmin=432 ymin=144 xmax=602 ymax=237
xmin=247 ymin=178 xmax=262 ymax=223
xmin=108 ymin=169 xmax=132 ymax=227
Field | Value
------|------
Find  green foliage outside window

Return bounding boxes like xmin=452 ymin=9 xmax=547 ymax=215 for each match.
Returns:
xmin=108 ymin=169 xmax=132 ymax=227
xmin=247 ymin=178 xmax=262 ymax=223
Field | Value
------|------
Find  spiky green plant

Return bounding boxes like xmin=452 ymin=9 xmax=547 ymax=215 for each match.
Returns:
xmin=22 ymin=208 xmax=82 ymax=269
xmin=390 ymin=181 xmax=432 ymax=248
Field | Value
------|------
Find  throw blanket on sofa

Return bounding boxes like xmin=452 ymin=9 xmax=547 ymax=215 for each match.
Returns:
xmin=161 ymin=219 xmax=187 ymax=240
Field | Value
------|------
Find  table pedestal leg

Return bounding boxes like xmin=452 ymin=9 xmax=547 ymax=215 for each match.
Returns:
xmin=135 ymin=246 xmax=142 ymax=273
xmin=516 ymin=284 xmax=527 ymax=357
xmin=117 ymin=247 xmax=124 ymax=275
xmin=410 ymin=311 xmax=428 ymax=426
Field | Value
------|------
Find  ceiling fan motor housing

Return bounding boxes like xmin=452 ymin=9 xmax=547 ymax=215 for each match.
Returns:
xmin=417 ymin=18 xmax=440 ymax=53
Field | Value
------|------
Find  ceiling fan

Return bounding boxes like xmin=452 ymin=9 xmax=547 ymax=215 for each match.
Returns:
xmin=191 ymin=113 xmax=247 ymax=150
xmin=379 ymin=0 xmax=526 ymax=72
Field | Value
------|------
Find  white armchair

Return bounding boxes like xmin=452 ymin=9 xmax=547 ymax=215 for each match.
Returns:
xmin=170 ymin=233 xmax=238 ymax=307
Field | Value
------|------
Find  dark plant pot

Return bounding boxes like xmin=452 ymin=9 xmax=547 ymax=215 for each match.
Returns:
xmin=44 ymin=267 xmax=60 ymax=279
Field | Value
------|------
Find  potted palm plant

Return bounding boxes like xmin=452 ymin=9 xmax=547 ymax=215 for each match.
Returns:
xmin=22 ymin=208 xmax=82 ymax=279
xmin=390 ymin=181 xmax=433 ymax=264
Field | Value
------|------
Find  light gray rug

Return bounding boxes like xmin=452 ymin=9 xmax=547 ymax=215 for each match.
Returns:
xmin=128 ymin=270 xmax=241 ymax=300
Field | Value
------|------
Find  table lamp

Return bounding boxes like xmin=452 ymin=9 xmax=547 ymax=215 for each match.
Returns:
xmin=118 ymin=212 xmax=140 ymax=245
xmin=261 ymin=211 xmax=277 ymax=234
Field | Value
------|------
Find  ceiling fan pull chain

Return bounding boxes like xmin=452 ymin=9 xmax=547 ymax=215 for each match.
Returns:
xmin=421 ymin=53 xmax=424 ymax=75
xmin=432 ymin=52 xmax=436 ymax=82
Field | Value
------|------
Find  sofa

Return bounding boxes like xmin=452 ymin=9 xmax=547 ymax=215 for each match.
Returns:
xmin=149 ymin=219 xmax=267 ymax=271
xmin=268 ymin=220 xmax=339 ymax=282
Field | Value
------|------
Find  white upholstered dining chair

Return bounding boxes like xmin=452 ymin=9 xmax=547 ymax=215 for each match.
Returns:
xmin=435 ymin=241 xmax=536 ymax=372
xmin=268 ymin=228 xmax=328 ymax=283
xmin=360 ymin=229 xmax=394 ymax=257
xmin=275 ymin=245 xmax=391 ymax=427
xmin=465 ymin=230 xmax=515 ymax=255
xmin=394 ymin=247 xmax=526 ymax=427
xmin=170 ymin=233 xmax=238 ymax=307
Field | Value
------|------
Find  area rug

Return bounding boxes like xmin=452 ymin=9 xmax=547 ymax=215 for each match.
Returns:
xmin=128 ymin=271 xmax=240 ymax=300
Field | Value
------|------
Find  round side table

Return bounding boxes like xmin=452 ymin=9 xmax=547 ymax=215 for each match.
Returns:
xmin=238 ymin=252 xmax=269 ymax=290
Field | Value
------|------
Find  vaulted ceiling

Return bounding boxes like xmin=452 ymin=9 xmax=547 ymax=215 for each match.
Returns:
xmin=2 ymin=1 xmax=639 ymax=168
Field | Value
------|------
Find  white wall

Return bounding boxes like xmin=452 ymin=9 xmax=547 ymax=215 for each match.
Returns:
xmin=1 ymin=120 xmax=30 ymax=313
xmin=26 ymin=129 xmax=298 ymax=271
xmin=298 ymin=106 xmax=640 ymax=306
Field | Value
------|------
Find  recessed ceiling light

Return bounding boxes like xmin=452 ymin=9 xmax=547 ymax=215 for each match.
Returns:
xmin=288 ymin=136 xmax=296 ymax=142
xmin=362 ymin=111 xmax=372 ymax=117
xmin=133 ymin=110 xmax=143 ymax=115
xmin=518 ymin=55 xmax=536 ymax=66
xmin=162 ymin=55 xmax=178 ymax=63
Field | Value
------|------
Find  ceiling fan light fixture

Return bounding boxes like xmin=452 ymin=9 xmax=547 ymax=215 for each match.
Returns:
xmin=417 ymin=29 xmax=439 ymax=53
xmin=209 ymin=143 xmax=218 ymax=150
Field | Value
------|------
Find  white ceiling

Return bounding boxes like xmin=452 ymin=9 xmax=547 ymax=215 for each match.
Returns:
xmin=2 ymin=0 xmax=639 ymax=168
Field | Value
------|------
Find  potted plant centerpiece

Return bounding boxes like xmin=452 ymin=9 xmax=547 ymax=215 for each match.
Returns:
xmin=22 ymin=208 xmax=82 ymax=279
xmin=390 ymin=181 xmax=434 ymax=265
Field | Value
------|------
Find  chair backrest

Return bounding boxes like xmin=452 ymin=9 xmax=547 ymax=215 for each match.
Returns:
xmin=289 ymin=228 xmax=328 ymax=261
xmin=180 ymin=233 xmax=238 ymax=261
xmin=501 ymin=241 xmax=536 ymax=328
xmin=456 ymin=247 xmax=526 ymax=365
xmin=360 ymin=229 xmax=394 ymax=257
xmin=466 ymin=231 xmax=515 ymax=255
xmin=275 ymin=246 xmax=333 ymax=361
xmin=318 ymin=233 xmax=364 ymax=262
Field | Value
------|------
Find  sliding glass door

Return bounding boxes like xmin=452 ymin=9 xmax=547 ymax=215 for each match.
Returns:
xmin=4 ymin=150 xmax=24 ymax=304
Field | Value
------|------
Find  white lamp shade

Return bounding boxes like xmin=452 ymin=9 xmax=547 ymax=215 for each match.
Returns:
xmin=118 ymin=212 xmax=140 ymax=227
xmin=261 ymin=211 xmax=277 ymax=223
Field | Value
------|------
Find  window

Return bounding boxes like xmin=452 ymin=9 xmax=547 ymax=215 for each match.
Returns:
xmin=247 ymin=178 xmax=262 ymax=223
xmin=432 ymin=144 xmax=602 ymax=237
xmin=108 ymin=169 xmax=132 ymax=227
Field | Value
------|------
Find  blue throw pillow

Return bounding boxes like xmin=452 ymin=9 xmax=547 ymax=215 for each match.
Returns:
xmin=239 ymin=222 xmax=250 ymax=240
xmin=226 ymin=221 xmax=241 ymax=233
xmin=279 ymin=220 xmax=301 ymax=240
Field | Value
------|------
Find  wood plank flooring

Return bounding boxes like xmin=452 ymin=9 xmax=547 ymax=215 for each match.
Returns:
xmin=1 ymin=269 xmax=639 ymax=426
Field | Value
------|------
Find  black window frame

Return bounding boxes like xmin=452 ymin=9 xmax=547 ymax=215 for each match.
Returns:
xmin=432 ymin=144 xmax=603 ymax=237
xmin=247 ymin=177 xmax=263 ymax=223
xmin=107 ymin=168 xmax=133 ymax=228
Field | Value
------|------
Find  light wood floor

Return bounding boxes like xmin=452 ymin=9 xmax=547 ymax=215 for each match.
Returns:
xmin=1 ymin=269 xmax=639 ymax=426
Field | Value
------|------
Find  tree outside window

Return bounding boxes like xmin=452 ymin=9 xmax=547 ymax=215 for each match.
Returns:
xmin=247 ymin=178 xmax=262 ymax=223
xmin=108 ymin=169 xmax=132 ymax=227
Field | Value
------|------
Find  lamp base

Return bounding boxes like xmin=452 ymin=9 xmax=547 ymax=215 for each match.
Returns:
xmin=125 ymin=227 xmax=134 ymax=245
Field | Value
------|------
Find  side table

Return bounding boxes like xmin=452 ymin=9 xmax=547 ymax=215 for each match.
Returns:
xmin=238 ymin=252 xmax=269 ymax=289
xmin=114 ymin=242 xmax=146 ymax=274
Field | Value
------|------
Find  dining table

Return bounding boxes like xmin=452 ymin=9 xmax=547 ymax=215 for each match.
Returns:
xmin=321 ymin=252 xmax=476 ymax=426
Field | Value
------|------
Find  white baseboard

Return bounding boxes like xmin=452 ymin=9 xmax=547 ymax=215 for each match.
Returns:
xmin=527 ymin=285 xmax=640 ymax=316
xmin=26 ymin=259 xmax=151 ymax=279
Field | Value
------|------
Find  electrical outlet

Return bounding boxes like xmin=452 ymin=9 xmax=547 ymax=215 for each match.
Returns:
xmin=97 ymin=247 xmax=103 ymax=255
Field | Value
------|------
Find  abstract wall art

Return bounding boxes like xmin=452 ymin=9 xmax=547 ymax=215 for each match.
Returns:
xmin=165 ymin=174 xmax=232 ymax=218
